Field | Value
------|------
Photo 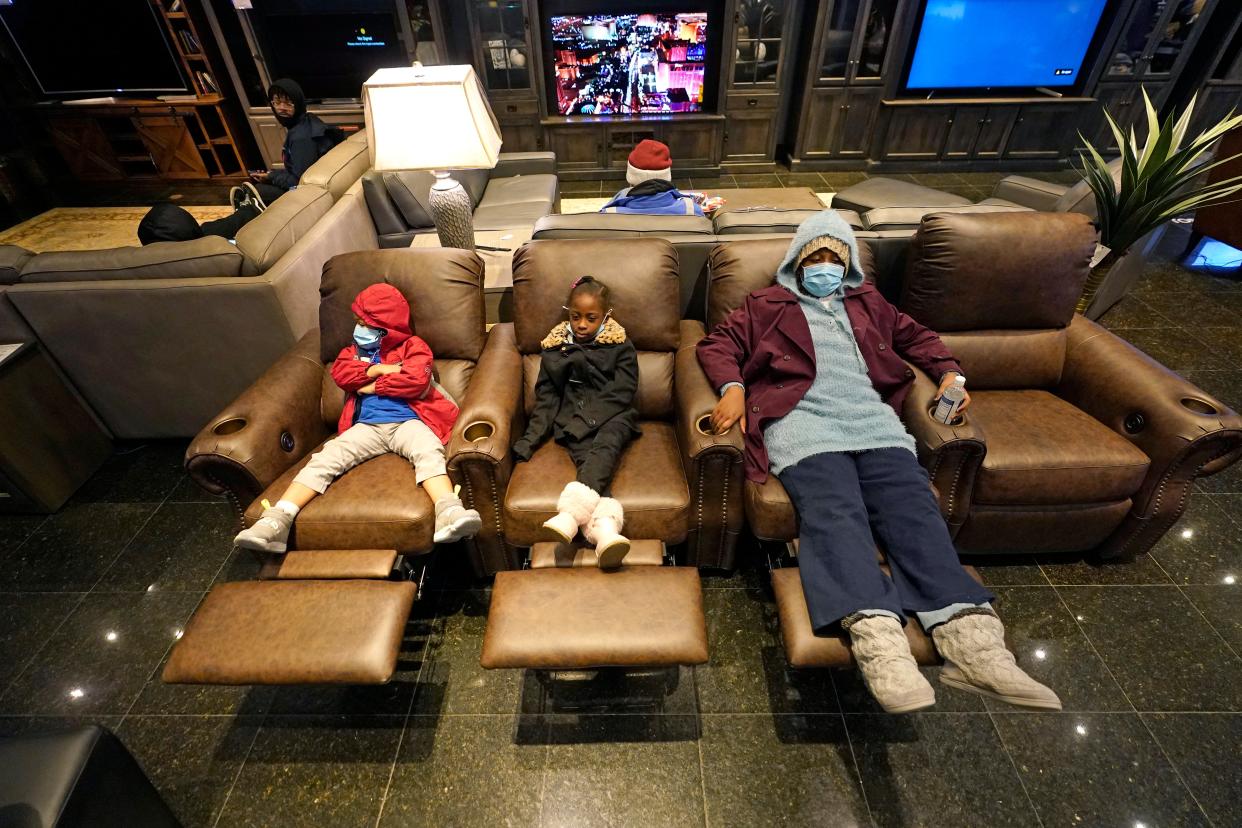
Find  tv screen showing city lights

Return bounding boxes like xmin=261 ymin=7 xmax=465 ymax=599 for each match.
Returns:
xmin=550 ymin=12 xmax=708 ymax=116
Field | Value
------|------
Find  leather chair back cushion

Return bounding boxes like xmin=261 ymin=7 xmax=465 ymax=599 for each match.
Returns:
xmin=531 ymin=213 xmax=715 ymax=238
xmin=299 ymin=135 xmax=370 ymax=200
xmin=382 ymin=170 xmax=490 ymax=229
xmin=511 ymin=239 xmax=682 ymax=353
xmin=18 ymin=237 xmax=245 ymax=283
xmin=234 ymin=186 xmax=334 ymax=274
xmin=522 ymin=351 xmax=674 ymax=420
xmin=318 ymin=248 xmax=486 ymax=364
xmin=705 ymin=237 xmax=878 ymax=331
xmin=712 ymin=208 xmax=861 ymax=235
xmin=940 ymin=329 xmax=1066 ymax=389
xmin=0 ymin=245 xmax=33 ymax=285
xmin=900 ymin=212 xmax=1096 ymax=332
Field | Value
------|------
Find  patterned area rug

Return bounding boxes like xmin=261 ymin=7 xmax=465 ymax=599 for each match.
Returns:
xmin=0 ymin=206 xmax=233 ymax=252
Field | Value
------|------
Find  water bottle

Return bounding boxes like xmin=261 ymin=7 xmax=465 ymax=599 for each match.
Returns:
xmin=933 ymin=375 xmax=967 ymax=424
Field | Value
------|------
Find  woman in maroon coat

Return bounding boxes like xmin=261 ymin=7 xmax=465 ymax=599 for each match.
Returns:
xmin=697 ymin=210 xmax=1059 ymax=714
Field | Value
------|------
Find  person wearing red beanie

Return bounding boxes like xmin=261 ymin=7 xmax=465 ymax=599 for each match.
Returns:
xmin=602 ymin=139 xmax=704 ymax=216
xmin=625 ymin=138 xmax=673 ymax=186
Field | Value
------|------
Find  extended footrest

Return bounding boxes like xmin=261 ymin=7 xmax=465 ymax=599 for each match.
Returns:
xmin=771 ymin=563 xmax=984 ymax=668
xmin=481 ymin=545 xmax=708 ymax=670
xmin=163 ymin=545 xmax=416 ymax=685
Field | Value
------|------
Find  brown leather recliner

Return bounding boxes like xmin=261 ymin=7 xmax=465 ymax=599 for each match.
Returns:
xmin=446 ymin=238 xmax=745 ymax=572
xmin=185 ymin=247 xmax=489 ymax=564
xmin=899 ymin=211 xmax=1242 ymax=559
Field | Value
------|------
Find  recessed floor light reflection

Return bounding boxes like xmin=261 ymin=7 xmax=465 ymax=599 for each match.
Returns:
xmin=146 ymin=584 xmax=157 ymax=592
xmin=1075 ymin=724 xmax=1087 ymax=736
xmin=173 ymin=628 xmax=184 ymax=640
xmin=1034 ymin=648 xmax=1047 ymax=660
xmin=104 ymin=630 xmax=118 ymax=642
xmin=1224 ymin=575 xmax=1236 ymax=585
xmin=68 ymin=687 xmax=85 ymax=700
xmin=1181 ymin=528 xmax=1194 ymax=539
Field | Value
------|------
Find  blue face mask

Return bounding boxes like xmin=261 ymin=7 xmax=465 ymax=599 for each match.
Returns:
xmin=353 ymin=323 xmax=383 ymax=350
xmin=801 ymin=262 xmax=846 ymax=297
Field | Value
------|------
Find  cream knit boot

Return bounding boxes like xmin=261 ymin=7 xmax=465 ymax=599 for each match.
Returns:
xmin=585 ymin=497 xmax=630 ymax=569
xmin=542 ymin=482 xmax=600 ymax=543
xmin=845 ymin=614 xmax=936 ymax=713
xmin=932 ymin=612 xmax=1062 ymax=710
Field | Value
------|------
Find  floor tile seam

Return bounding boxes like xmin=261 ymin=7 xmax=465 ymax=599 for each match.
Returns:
xmin=1047 ymin=585 xmax=1143 ymax=714
xmin=2 ymin=514 xmax=51 ymax=558
xmin=85 ymin=485 xmax=178 ymax=594
xmin=1143 ymin=553 xmax=1242 ymax=661
xmin=375 ymin=595 xmax=436 ymax=828
xmin=211 ymin=707 xmax=269 ymax=828
xmin=1134 ymin=712 xmax=1220 ymax=827
xmin=0 ymin=589 xmax=92 ymax=703
xmin=118 ymin=587 xmax=210 ymax=727
xmin=829 ymin=674 xmax=874 ymax=825
xmin=983 ymin=709 xmax=1048 ymax=828
xmin=696 ymin=731 xmax=709 ymax=828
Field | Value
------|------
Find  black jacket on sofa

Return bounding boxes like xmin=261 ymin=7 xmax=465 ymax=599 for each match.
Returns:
xmin=512 ymin=318 xmax=640 ymax=459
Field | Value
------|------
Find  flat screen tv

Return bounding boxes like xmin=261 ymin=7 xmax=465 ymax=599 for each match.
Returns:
xmin=0 ymin=0 xmax=188 ymax=96
xmin=256 ymin=12 xmax=407 ymax=100
xmin=902 ymin=0 xmax=1112 ymax=94
xmin=549 ymin=12 xmax=709 ymax=116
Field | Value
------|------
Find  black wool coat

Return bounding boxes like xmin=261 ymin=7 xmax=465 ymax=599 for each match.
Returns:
xmin=512 ymin=318 xmax=641 ymax=460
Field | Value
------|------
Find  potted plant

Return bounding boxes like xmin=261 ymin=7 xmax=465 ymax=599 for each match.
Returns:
xmin=1076 ymin=89 xmax=1242 ymax=314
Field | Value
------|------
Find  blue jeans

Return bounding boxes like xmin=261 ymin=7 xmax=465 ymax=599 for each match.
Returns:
xmin=779 ymin=448 xmax=994 ymax=635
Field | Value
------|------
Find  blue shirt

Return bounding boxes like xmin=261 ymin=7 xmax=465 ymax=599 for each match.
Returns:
xmin=356 ymin=346 xmax=420 ymax=425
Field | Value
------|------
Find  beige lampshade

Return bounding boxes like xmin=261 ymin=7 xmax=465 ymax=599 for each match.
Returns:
xmin=363 ymin=65 xmax=502 ymax=171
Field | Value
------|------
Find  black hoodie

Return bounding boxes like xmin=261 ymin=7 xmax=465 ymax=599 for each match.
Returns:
xmin=137 ymin=203 xmax=204 ymax=245
xmin=266 ymin=79 xmax=343 ymax=190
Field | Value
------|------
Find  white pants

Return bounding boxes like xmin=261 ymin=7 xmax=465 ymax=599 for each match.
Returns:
xmin=293 ymin=419 xmax=446 ymax=492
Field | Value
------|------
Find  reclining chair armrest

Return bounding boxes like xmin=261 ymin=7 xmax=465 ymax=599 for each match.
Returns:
xmin=447 ymin=323 xmax=525 ymax=575
xmin=676 ymin=320 xmax=745 ymax=568
xmin=902 ymin=366 xmax=987 ymax=536
xmin=185 ymin=331 xmax=331 ymax=511
xmin=1057 ymin=316 xmax=1242 ymax=559
xmin=990 ymin=175 xmax=1068 ymax=211
xmin=492 ymin=152 xmax=558 ymax=179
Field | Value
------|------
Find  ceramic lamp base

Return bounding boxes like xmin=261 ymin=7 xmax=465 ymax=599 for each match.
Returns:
xmin=428 ymin=172 xmax=476 ymax=251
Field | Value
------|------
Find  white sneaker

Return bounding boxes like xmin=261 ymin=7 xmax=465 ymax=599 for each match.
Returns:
xmin=434 ymin=496 xmax=482 ymax=544
xmin=233 ymin=506 xmax=293 ymax=553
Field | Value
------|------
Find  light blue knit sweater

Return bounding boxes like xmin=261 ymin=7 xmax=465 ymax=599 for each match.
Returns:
xmin=763 ymin=212 xmax=915 ymax=474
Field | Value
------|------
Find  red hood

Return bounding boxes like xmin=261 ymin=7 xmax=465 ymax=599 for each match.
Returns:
xmin=351 ymin=283 xmax=412 ymax=351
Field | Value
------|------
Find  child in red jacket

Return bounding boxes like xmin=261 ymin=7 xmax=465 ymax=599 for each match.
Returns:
xmin=234 ymin=283 xmax=481 ymax=553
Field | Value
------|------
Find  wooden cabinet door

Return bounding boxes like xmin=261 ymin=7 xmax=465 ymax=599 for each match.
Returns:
xmin=880 ymin=107 xmax=949 ymax=160
xmin=800 ymin=88 xmax=848 ymax=158
xmin=134 ymin=115 xmax=209 ymax=179
xmin=663 ymin=122 xmax=721 ymax=167
xmin=499 ymin=119 xmax=542 ymax=153
xmin=975 ymin=106 xmax=1017 ymax=159
xmin=837 ymin=88 xmax=882 ymax=158
xmin=45 ymin=117 xmax=123 ymax=180
xmin=548 ymin=126 xmax=603 ymax=171
xmin=723 ymin=110 xmax=776 ymax=162
xmin=943 ymin=105 xmax=987 ymax=160
xmin=1083 ymin=84 xmax=1136 ymax=152
xmin=1005 ymin=104 xmax=1075 ymax=159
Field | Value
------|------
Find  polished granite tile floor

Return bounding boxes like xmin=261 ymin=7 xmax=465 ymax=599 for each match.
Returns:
xmin=1 ymin=182 xmax=1240 ymax=827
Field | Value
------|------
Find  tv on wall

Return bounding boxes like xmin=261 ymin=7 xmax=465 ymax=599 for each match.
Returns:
xmin=255 ymin=11 xmax=407 ymax=101
xmin=902 ymin=0 xmax=1112 ymax=94
xmin=0 ymin=0 xmax=188 ymax=96
xmin=549 ymin=12 xmax=709 ymax=116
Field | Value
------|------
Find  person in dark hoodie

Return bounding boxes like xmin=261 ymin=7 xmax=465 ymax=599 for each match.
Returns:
xmin=136 ymin=79 xmax=341 ymax=244
xmin=600 ymin=139 xmax=703 ymax=216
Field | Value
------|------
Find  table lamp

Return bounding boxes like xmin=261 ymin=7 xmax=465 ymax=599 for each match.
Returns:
xmin=363 ymin=65 xmax=502 ymax=251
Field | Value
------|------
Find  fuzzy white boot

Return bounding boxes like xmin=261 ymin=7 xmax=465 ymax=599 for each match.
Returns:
xmin=542 ymin=481 xmax=600 ymax=543
xmin=845 ymin=614 xmax=936 ymax=714
xmin=932 ymin=612 xmax=1062 ymax=710
xmin=585 ymin=497 xmax=630 ymax=569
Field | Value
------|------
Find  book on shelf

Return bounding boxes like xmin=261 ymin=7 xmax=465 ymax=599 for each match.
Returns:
xmin=169 ymin=0 xmax=184 ymax=10
xmin=194 ymin=70 xmax=219 ymax=93
xmin=178 ymin=29 xmax=201 ymax=54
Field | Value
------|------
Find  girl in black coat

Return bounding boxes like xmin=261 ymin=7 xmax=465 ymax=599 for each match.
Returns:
xmin=512 ymin=276 xmax=640 ymax=567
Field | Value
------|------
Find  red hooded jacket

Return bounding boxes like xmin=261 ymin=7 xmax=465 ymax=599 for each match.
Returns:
xmin=329 ymin=283 xmax=459 ymax=443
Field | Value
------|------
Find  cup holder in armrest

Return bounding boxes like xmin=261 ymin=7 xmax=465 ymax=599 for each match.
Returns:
xmin=1181 ymin=397 xmax=1220 ymax=416
xmin=213 ymin=417 xmax=247 ymax=436
xmin=926 ymin=405 xmax=965 ymax=428
xmin=463 ymin=421 xmax=495 ymax=442
xmin=695 ymin=414 xmax=716 ymax=436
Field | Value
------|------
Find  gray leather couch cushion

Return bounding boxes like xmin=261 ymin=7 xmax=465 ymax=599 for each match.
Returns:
xmin=0 ymin=244 xmax=33 ymax=285
xmin=532 ymin=213 xmax=715 ymax=239
xmin=713 ymin=208 xmax=862 ymax=235
xmin=383 ymin=170 xmax=491 ymax=230
xmin=988 ymin=175 xmax=1067 ymax=212
xmin=299 ymin=133 xmax=370 ymax=201
xmin=234 ymin=186 xmax=334 ymax=274
xmin=832 ymin=177 xmax=973 ymax=213
xmin=478 ymin=174 xmax=559 ymax=208
xmin=862 ymin=203 xmax=1032 ymax=230
xmin=362 ymin=172 xmax=408 ymax=237
xmin=19 ymin=237 xmax=245 ymax=283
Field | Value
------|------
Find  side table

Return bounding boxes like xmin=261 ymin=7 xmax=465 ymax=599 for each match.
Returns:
xmin=410 ymin=226 xmax=534 ymax=323
xmin=0 ymin=342 xmax=113 ymax=512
